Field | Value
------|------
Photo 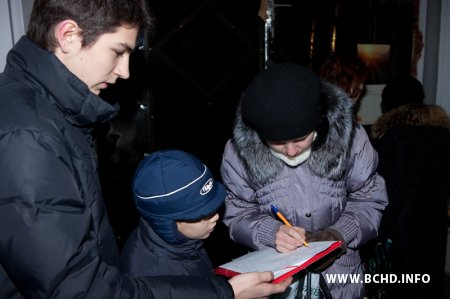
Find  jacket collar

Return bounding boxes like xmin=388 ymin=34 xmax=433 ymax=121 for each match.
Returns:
xmin=5 ymin=36 xmax=118 ymax=127
xmin=139 ymin=219 xmax=204 ymax=260
xmin=232 ymin=81 xmax=355 ymax=184
xmin=371 ymin=103 xmax=450 ymax=139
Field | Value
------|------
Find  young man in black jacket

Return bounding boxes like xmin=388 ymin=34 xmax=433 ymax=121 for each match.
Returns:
xmin=0 ymin=1 xmax=291 ymax=298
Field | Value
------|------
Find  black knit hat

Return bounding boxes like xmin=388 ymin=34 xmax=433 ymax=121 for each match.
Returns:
xmin=241 ymin=63 xmax=322 ymax=141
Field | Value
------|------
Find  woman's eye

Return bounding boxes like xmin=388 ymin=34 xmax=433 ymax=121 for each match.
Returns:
xmin=293 ymin=135 xmax=309 ymax=142
xmin=268 ymin=141 xmax=286 ymax=146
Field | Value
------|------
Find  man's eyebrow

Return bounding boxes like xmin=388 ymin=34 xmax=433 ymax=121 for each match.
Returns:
xmin=118 ymin=43 xmax=134 ymax=53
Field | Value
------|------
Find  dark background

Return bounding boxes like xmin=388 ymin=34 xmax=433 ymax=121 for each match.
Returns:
xmin=96 ymin=0 xmax=417 ymax=266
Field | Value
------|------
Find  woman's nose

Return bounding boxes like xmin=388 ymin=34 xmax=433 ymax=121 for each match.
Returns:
xmin=285 ymin=143 xmax=299 ymax=157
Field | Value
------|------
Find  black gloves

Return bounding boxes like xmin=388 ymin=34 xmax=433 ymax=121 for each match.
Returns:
xmin=306 ymin=228 xmax=346 ymax=249
xmin=305 ymin=228 xmax=347 ymax=271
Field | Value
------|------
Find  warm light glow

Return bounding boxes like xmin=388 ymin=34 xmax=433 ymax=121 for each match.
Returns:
xmin=357 ymin=44 xmax=391 ymax=84
xmin=309 ymin=21 xmax=316 ymax=65
xmin=357 ymin=44 xmax=390 ymax=64
xmin=331 ymin=26 xmax=337 ymax=52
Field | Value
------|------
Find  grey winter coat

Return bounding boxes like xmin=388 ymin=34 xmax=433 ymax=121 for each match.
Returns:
xmin=221 ymin=82 xmax=388 ymax=299
xmin=0 ymin=37 xmax=233 ymax=299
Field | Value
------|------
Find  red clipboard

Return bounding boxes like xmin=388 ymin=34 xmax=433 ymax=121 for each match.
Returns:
xmin=214 ymin=241 xmax=343 ymax=284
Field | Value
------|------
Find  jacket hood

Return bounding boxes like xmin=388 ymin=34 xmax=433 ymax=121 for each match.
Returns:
xmin=371 ymin=103 xmax=450 ymax=139
xmin=5 ymin=36 xmax=118 ymax=127
xmin=233 ymin=81 xmax=355 ymax=184
xmin=139 ymin=219 xmax=204 ymax=257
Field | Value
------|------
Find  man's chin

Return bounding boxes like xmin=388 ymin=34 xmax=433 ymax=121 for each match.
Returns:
xmin=93 ymin=83 xmax=110 ymax=94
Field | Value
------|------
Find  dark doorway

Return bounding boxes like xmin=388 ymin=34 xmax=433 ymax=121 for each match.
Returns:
xmin=97 ymin=0 xmax=418 ymax=265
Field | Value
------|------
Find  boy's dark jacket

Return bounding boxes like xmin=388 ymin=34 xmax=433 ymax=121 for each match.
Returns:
xmin=0 ymin=37 xmax=232 ymax=298
xmin=121 ymin=219 xmax=214 ymax=277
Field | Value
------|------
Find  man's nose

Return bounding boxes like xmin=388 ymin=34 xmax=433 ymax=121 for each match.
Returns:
xmin=115 ymin=56 xmax=130 ymax=79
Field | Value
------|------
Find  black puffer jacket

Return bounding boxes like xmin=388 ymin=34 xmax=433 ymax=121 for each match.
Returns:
xmin=370 ymin=103 xmax=450 ymax=298
xmin=0 ymin=37 xmax=233 ymax=299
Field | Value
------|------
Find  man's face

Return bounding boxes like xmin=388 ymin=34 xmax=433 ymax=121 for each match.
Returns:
xmin=58 ymin=26 xmax=138 ymax=95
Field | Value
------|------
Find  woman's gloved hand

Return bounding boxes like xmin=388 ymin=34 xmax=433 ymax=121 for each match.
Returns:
xmin=305 ymin=228 xmax=347 ymax=271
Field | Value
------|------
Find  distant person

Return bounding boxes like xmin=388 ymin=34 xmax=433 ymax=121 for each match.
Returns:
xmin=379 ymin=75 xmax=425 ymax=113
xmin=121 ymin=150 xmax=225 ymax=277
xmin=0 ymin=0 xmax=291 ymax=297
xmin=319 ymin=53 xmax=369 ymax=122
xmin=370 ymin=75 xmax=450 ymax=299
xmin=99 ymin=86 xmax=154 ymax=250
xmin=221 ymin=63 xmax=388 ymax=298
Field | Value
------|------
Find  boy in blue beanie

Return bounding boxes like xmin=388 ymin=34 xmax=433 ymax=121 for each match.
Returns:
xmin=121 ymin=149 xmax=226 ymax=277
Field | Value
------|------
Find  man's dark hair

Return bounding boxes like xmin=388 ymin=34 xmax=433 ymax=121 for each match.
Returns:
xmin=381 ymin=75 xmax=425 ymax=113
xmin=27 ymin=0 xmax=153 ymax=51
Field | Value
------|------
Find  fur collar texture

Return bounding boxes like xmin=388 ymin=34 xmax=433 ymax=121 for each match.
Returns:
xmin=371 ymin=103 xmax=450 ymax=139
xmin=232 ymin=81 xmax=355 ymax=184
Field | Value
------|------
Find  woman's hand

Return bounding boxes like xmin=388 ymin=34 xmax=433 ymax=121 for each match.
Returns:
xmin=305 ymin=228 xmax=347 ymax=271
xmin=275 ymin=225 xmax=307 ymax=253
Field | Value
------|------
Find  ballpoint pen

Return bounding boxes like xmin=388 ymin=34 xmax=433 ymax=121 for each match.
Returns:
xmin=271 ymin=204 xmax=309 ymax=247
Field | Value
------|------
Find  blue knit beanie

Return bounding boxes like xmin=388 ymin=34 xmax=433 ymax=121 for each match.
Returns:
xmin=132 ymin=150 xmax=226 ymax=244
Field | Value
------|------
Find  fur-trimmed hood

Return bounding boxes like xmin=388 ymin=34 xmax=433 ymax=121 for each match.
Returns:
xmin=232 ymin=81 xmax=355 ymax=185
xmin=371 ymin=103 xmax=450 ymax=139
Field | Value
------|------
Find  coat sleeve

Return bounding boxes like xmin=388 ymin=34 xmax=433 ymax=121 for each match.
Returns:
xmin=0 ymin=130 xmax=233 ymax=298
xmin=329 ymin=126 xmax=388 ymax=248
xmin=370 ymin=129 xmax=412 ymax=241
xmin=220 ymin=140 xmax=282 ymax=250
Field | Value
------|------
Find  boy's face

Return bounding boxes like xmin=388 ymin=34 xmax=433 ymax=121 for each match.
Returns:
xmin=176 ymin=212 xmax=219 ymax=240
xmin=56 ymin=25 xmax=138 ymax=95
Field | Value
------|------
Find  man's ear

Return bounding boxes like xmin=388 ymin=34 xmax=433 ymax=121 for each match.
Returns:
xmin=54 ymin=20 xmax=82 ymax=54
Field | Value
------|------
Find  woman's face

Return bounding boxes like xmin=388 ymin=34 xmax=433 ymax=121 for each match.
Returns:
xmin=267 ymin=131 xmax=316 ymax=158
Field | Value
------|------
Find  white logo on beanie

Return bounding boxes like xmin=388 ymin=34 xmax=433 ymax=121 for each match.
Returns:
xmin=200 ymin=178 xmax=213 ymax=195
